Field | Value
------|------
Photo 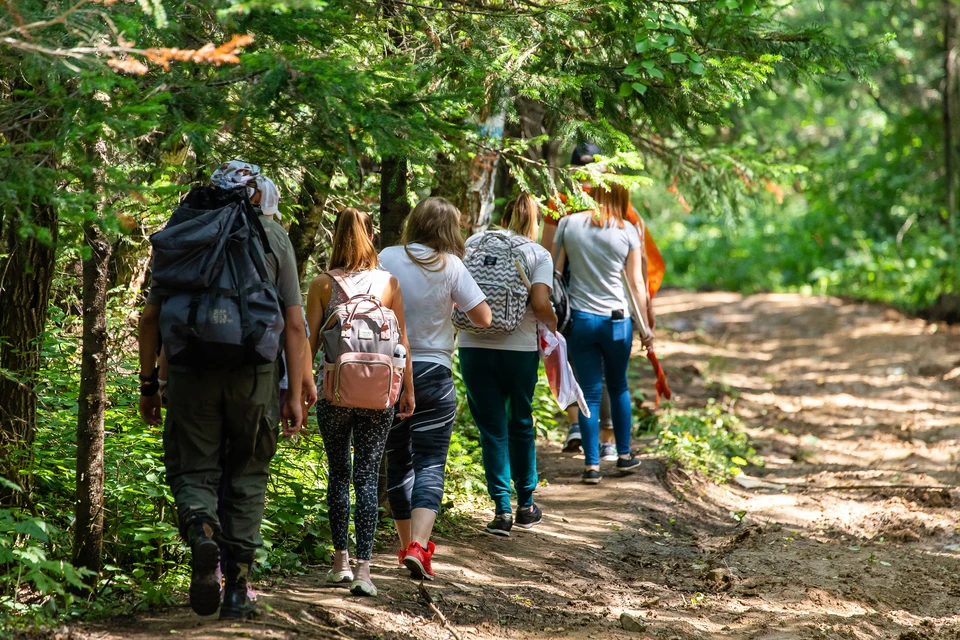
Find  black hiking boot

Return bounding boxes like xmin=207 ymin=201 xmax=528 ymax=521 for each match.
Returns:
xmin=484 ymin=513 xmax=514 ymax=537
xmin=187 ymin=523 xmax=222 ymax=617
xmin=220 ymin=587 xmax=259 ymax=620
xmin=220 ymin=554 xmax=259 ymax=621
xmin=515 ymin=503 xmax=542 ymax=529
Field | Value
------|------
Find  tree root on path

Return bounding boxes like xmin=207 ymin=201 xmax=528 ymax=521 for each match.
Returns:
xmin=418 ymin=582 xmax=463 ymax=640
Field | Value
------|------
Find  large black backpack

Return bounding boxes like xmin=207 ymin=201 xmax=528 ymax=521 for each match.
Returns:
xmin=149 ymin=186 xmax=285 ymax=369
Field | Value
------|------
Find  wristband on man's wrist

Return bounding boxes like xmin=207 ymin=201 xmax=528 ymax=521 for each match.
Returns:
xmin=139 ymin=367 xmax=160 ymax=396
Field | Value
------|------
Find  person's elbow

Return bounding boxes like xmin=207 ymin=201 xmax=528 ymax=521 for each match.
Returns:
xmin=466 ymin=302 xmax=493 ymax=328
xmin=285 ymin=306 xmax=306 ymax=339
xmin=532 ymin=296 xmax=555 ymax=322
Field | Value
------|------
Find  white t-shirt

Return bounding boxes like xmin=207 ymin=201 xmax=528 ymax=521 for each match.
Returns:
xmin=458 ymin=231 xmax=554 ymax=353
xmin=379 ymin=244 xmax=486 ymax=369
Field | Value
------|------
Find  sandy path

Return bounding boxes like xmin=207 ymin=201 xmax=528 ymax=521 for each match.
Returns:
xmin=82 ymin=291 xmax=960 ymax=640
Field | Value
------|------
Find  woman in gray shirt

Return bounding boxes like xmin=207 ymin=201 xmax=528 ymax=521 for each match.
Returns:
xmin=555 ymin=183 xmax=653 ymax=484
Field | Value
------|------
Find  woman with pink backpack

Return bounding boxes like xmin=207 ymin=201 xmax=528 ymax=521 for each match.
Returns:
xmin=379 ymin=197 xmax=492 ymax=581
xmin=305 ymin=208 xmax=415 ymax=597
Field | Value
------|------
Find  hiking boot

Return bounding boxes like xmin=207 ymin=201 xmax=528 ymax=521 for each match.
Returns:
xmin=581 ymin=469 xmax=602 ymax=485
xmin=187 ymin=523 xmax=222 ymax=617
xmin=484 ymin=513 xmax=513 ymax=537
xmin=515 ymin=504 xmax=542 ymax=529
xmin=219 ymin=586 xmax=258 ymax=621
xmin=220 ymin=554 xmax=258 ymax=620
xmin=616 ymin=457 xmax=642 ymax=474
xmin=600 ymin=442 xmax=618 ymax=461
xmin=402 ymin=541 xmax=436 ymax=581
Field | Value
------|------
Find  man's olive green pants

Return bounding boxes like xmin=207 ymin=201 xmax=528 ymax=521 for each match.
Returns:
xmin=164 ymin=363 xmax=279 ymax=557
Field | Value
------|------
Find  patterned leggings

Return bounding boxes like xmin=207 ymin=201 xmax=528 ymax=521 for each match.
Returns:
xmin=316 ymin=399 xmax=394 ymax=560
xmin=385 ymin=362 xmax=457 ymax=520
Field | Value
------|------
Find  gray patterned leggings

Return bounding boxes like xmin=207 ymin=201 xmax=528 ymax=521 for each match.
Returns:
xmin=316 ymin=399 xmax=394 ymax=560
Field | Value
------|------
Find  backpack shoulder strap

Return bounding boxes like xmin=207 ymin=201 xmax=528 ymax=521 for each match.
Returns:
xmin=326 ymin=269 xmax=358 ymax=299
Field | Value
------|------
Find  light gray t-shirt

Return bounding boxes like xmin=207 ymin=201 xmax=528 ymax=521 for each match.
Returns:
xmin=458 ymin=231 xmax=554 ymax=353
xmin=378 ymin=244 xmax=485 ymax=369
xmin=555 ymin=212 xmax=641 ymax=316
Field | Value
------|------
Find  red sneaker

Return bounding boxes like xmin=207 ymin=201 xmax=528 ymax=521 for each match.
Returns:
xmin=398 ymin=547 xmax=406 ymax=565
xmin=402 ymin=541 xmax=436 ymax=581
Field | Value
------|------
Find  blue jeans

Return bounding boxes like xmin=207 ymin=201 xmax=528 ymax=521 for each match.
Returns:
xmin=567 ymin=310 xmax=633 ymax=466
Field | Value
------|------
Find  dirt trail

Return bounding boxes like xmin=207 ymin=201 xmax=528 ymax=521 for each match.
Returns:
xmin=87 ymin=291 xmax=960 ymax=640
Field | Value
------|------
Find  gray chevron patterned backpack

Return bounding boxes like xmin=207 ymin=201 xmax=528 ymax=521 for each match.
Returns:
xmin=453 ymin=231 xmax=533 ymax=335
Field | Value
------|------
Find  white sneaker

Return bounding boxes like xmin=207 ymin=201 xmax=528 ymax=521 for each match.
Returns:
xmin=326 ymin=569 xmax=354 ymax=584
xmin=600 ymin=442 xmax=618 ymax=461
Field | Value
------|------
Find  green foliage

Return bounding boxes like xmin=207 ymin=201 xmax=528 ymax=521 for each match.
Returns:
xmin=641 ymin=399 xmax=762 ymax=480
xmin=654 ymin=0 xmax=956 ymax=310
xmin=0 ymin=485 xmax=92 ymax=621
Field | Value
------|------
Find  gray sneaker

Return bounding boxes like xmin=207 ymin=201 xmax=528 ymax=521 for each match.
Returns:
xmin=600 ymin=442 xmax=618 ymax=461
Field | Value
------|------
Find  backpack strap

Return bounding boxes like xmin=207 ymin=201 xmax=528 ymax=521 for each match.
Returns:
xmin=327 ymin=268 xmax=359 ymax=299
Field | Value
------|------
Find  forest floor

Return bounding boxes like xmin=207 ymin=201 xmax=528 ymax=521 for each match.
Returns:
xmin=80 ymin=291 xmax=960 ymax=640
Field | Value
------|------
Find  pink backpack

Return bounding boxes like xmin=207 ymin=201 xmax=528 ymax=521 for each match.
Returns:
xmin=319 ymin=269 xmax=403 ymax=410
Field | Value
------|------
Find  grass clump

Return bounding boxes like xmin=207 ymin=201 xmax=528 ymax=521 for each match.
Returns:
xmin=640 ymin=399 xmax=762 ymax=480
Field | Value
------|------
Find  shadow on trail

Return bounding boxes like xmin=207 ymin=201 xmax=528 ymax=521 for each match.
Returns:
xmin=83 ymin=291 xmax=960 ymax=640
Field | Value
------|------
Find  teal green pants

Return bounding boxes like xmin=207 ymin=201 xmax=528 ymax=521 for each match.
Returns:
xmin=459 ymin=348 xmax=540 ymax=514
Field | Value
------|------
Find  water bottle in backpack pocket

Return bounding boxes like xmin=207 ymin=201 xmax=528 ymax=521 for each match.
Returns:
xmin=320 ymin=270 xmax=404 ymax=410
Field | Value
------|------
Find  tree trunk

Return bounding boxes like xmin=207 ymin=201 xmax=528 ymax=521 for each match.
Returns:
xmin=379 ymin=155 xmax=410 ymax=250
xmin=464 ymin=111 xmax=506 ymax=233
xmin=0 ymin=202 xmax=58 ymax=501
xmin=289 ymin=168 xmax=332 ymax=279
xmin=73 ymin=223 xmax=111 ymax=582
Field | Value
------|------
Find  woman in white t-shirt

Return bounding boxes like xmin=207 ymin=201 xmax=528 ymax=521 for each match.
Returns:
xmin=379 ymin=197 xmax=492 ymax=581
xmin=458 ymin=194 xmax=558 ymax=537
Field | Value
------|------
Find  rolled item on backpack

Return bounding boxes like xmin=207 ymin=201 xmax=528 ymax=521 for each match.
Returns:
xmin=621 ymin=270 xmax=653 ymax=342
xmin=621 ymin=270 xmax=671 ymax=405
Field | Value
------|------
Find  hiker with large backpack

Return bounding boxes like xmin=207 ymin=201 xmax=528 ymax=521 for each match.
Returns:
xmin=457 ymin=194 xmax=559 ymax=536
xmin=554 ymin=183 xmax=653 ymax=485
xmin=138 ymin=160 xmax=306 ymax=620
xmin=379 ymin=197 xmax=492 ymax=580
xmin=305 ymin=208 xmax=415 ymax=597
xmin=152 ymin=171 xmax=317 ymax=607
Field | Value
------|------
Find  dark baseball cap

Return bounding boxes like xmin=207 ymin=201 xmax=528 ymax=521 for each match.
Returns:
xmin=571 ymin=142 xmax=603 ymax=166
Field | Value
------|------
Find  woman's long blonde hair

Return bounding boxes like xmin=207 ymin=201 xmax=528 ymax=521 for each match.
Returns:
xmin=587 ymin=183 xmax=629 ymax=229
xmin=400 ymin=196 xmax=465 ymax=272
xmin=329 ymin=207 xmax=378 ymax=272
xmin=501 ymin=193 xmax=541 ymax=241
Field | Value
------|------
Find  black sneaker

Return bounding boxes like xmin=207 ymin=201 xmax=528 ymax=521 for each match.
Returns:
xmin=188 ymin=523 xmax=222 ymax=617
xmin=219 ymin=586 xmax=259 ymax=620
xmin=616 ymin=456 xmax=642 ymax=474
xmin=581 ymin=469 xmax=602 ymax=484
xmin=515 ymin=504 xmax=542 ymax=529
xmin=485 ymin=513 xmax=513 ymax=537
